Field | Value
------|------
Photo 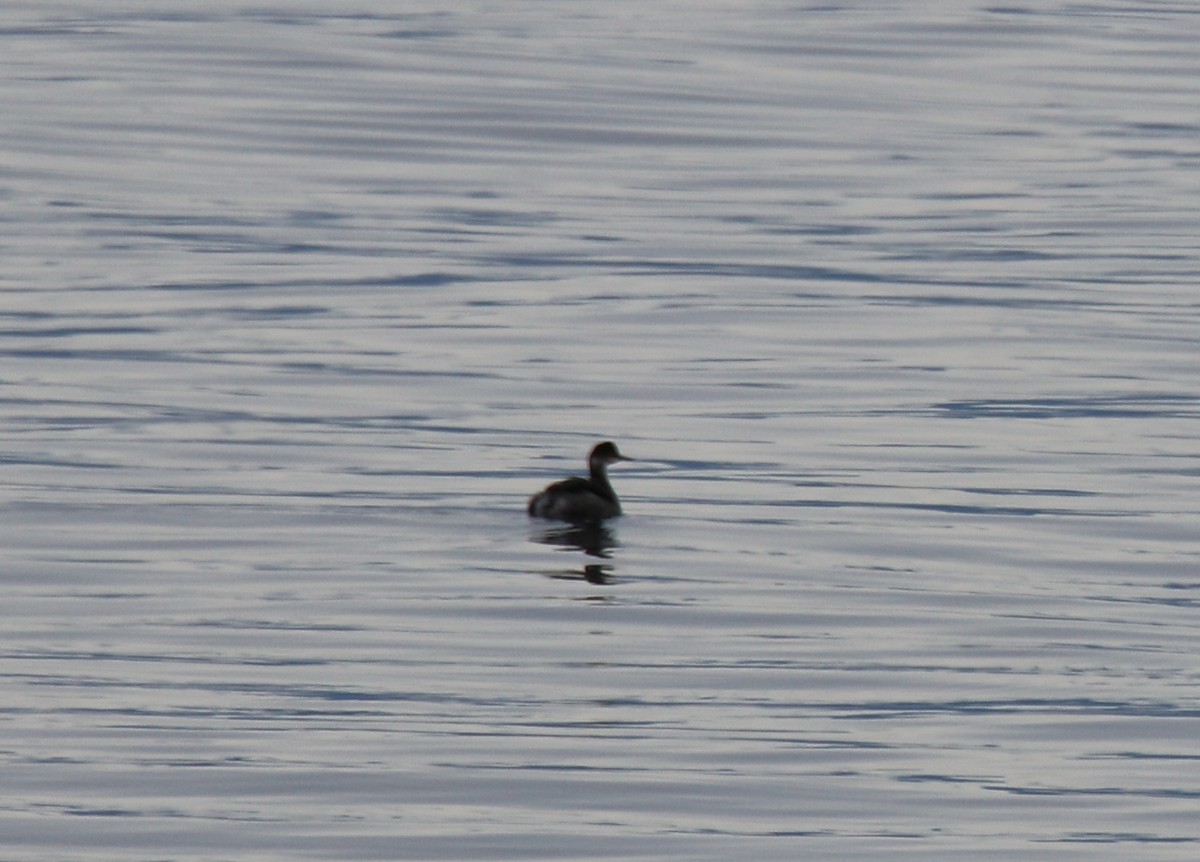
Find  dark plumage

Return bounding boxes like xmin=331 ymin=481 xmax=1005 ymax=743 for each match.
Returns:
xmin=527 ymin=441 xmax=632 ymax=522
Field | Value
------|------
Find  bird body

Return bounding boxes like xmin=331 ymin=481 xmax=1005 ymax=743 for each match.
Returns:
xmin=527 ymin=441 xmax=631 ymax=522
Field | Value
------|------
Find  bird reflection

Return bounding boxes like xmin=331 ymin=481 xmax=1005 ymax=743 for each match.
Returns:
xmin=533 ymin=521 xmax=617 ymax=558
xmin=530 ymin=521 xmax=619 ymax=584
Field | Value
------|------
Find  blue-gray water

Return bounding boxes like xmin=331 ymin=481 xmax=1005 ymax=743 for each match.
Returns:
xmin=3 ymin=3 xmax=1199 ymax=860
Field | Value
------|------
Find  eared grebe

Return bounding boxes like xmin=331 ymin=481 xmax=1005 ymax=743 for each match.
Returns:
xmin=527 ymin=441 xmax=632 ymax=522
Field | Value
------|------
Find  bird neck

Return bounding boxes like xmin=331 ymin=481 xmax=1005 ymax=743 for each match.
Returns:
xmin=588 ymin=461 xmax=617 ymax=501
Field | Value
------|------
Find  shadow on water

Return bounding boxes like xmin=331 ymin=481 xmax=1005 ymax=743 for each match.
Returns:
xmin=529 ymin=521 xmax=620 ymax=584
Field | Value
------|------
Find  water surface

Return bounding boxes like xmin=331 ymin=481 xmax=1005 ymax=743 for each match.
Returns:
xmin=2 ymin=2 xmax=1199 ymax=859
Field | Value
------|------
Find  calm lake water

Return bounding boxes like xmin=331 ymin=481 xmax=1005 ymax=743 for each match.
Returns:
xmin=3 ymin=2 xmax=1199 ymax=860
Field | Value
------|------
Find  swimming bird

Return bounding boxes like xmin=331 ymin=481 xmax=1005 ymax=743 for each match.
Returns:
xmin=527 ymin=441 xmax=632 ymax=522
